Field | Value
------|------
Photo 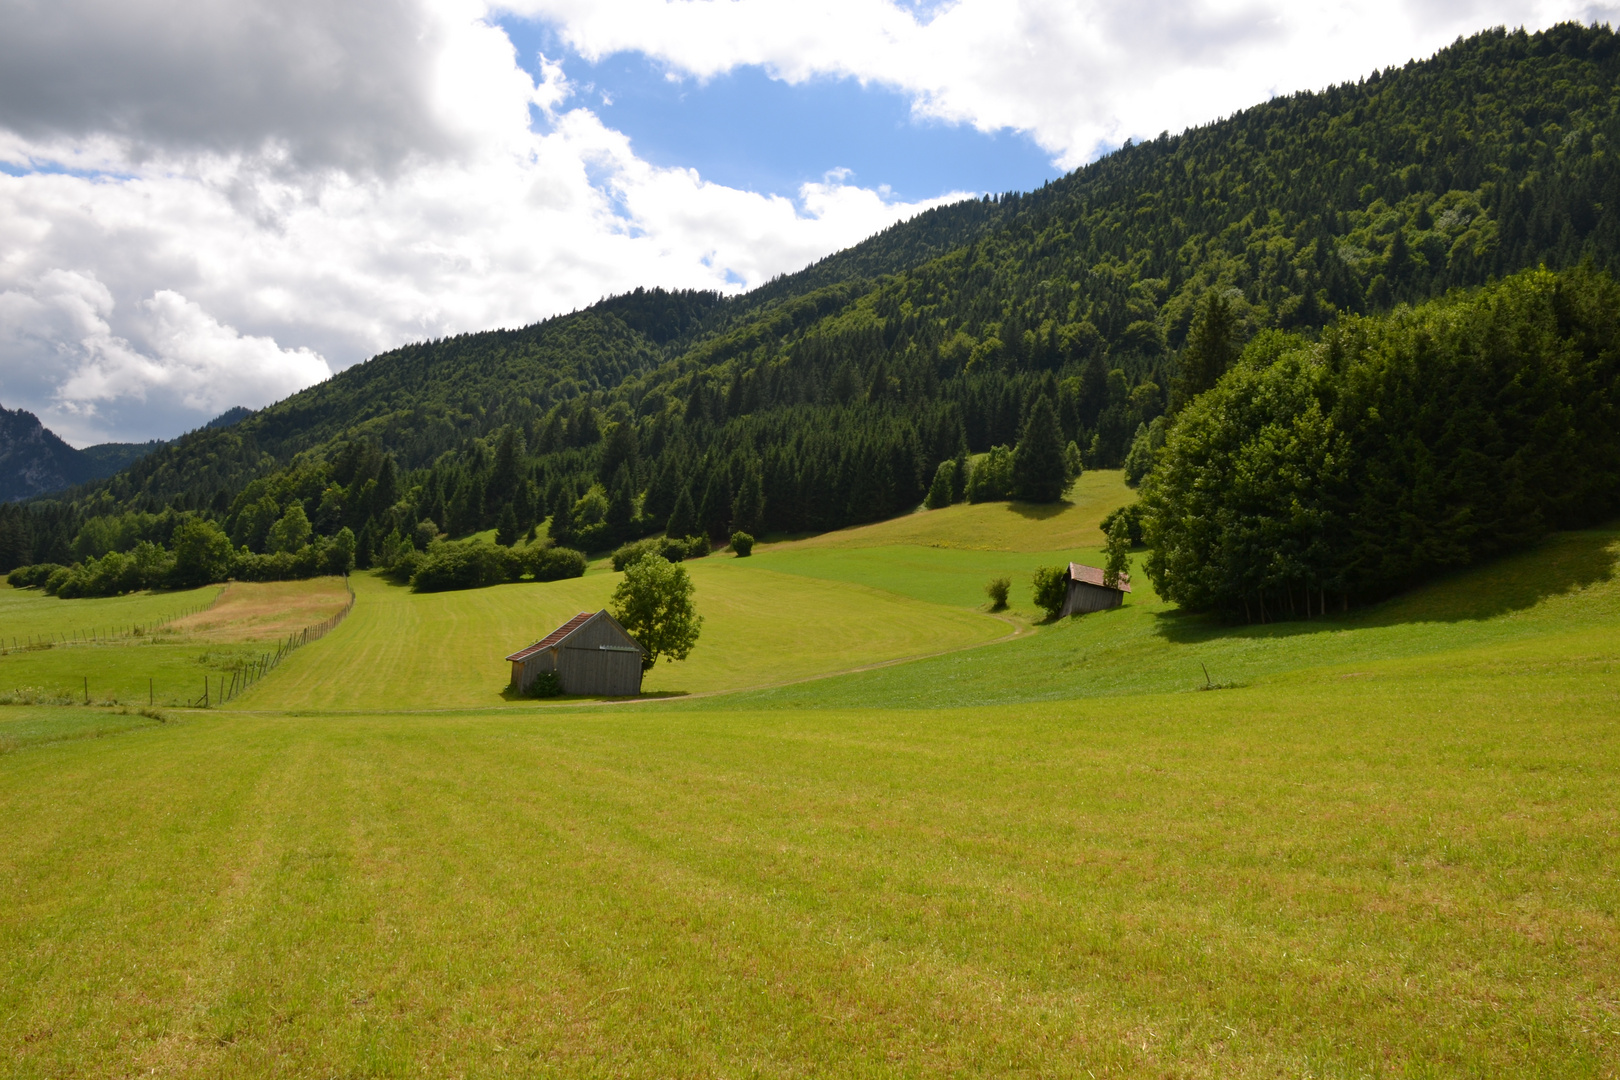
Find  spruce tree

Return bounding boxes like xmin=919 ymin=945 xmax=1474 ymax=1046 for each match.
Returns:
xmin=1171 ymin=290 xmax=1239 ymax=411
xmin=606 ymin=463 xmax=635 ymax=541
xmin=488 ymin=426 xmax=523 ymax=503
xmin=732 ymin=465 xmax=765 ymax=534
xmin=548 ymin=486 xmax=575 ymax=547
xmin=495 ymin=504 xmax=520 ymax=547
xmin=1012 ymin=397 xmax=1068 ymax=502
xmin=699 ymin=471 xmax=731 ymax=539
xmin=665 ymin=488 xmax=697 ymax=539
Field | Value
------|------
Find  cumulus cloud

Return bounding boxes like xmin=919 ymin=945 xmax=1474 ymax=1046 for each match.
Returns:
xmin=0 ymin=3 xmax=957 ymax=444
xmin=0 ymin=271 xmax=332 ymax=444
xmin=509 ymin=0 xmax=1620 ymax=166
xmin=0 ymin=0 xmax=1612 ymax=444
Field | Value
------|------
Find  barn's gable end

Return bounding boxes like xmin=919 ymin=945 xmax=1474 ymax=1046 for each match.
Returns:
xmin=508 ymin=609 xmax=646 ymax=697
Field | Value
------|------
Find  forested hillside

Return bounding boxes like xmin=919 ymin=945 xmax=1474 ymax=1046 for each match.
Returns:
xmin=7 ymin=23 xmax=1620 ymax=579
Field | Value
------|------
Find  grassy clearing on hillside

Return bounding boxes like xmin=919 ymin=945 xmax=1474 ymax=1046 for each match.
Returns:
xmin=751 ymin=543 xmax=1105 ymax=614
xmin=0 ymin=583 xmax=220 ymax=645
xmin=774 ymin=469 xmax=1132 ymax=552
xmin=240 ymin=562 xmax=1007 ymax=711
xmin=2 ymin=652 xmax=1615 ymax=1077
xmin=720 ymin=529 xmax=1620 ymax=710
xmin=0 ymin=579 xmax=351 ymax=706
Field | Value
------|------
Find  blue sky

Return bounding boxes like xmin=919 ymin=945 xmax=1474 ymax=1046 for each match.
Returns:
xmin=499 ymin=16 xmax=1062 ymax=203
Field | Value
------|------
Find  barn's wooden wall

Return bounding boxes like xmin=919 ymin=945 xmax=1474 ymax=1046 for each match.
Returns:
xmin=510 ymin=649 xmax=558 ymax=691
xmin=559 ymin=616 xmax=643 ymax=695
xmin=558 ymin=647 xmax=643 ymax=696
xmin=1060 ymin=580 xmax=1123 ymax=616
xmin=511 ymin=614 xmax=645 ymax=696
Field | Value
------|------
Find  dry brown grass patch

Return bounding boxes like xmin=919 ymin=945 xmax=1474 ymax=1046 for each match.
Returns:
xmin=166 ymin=578 xmax=352 ymax=643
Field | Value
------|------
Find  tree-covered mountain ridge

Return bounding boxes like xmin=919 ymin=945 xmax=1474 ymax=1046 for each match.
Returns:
xmin=8 ymin=22 xmax=1620 ymax=573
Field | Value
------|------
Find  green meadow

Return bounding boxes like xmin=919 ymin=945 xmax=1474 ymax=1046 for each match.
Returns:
xmin=2 ymin=473 xmax=1617 ymax=1076
xmin=0 ymin=579 xmax=350 ymax=706
xmin=0 ymin=582 xmax=219 ymax=647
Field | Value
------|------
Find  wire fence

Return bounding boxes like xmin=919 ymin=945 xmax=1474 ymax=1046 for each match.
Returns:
xmin=195 ymin=578 xmax=357 ymax=708
xmin=0 ymin=587 xmax=226 ymax=656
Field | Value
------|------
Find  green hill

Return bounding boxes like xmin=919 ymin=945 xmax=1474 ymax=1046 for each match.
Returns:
xmin=12 ymin=23 xmax=1620 ymax=577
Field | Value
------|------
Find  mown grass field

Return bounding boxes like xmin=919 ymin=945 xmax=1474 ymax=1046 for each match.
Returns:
xmin=240 ymin=559 xmax=1009 ymax=710
xmin=0 ymin=578 xmax=350 ymax=706
xmin=2 ymin=474 xmax=1617 ymax=1077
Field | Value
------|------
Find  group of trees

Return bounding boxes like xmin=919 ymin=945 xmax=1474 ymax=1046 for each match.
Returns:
xmin=1139 ymin=265 xmax=1620 ymax=620
xmin=8 ymin=517 xmax=357 ymax=598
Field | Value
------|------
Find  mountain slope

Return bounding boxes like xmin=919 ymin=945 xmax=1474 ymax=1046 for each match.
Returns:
xmin=15 ymin=22 xmax=1620 ymax=566
xmin=0 ymin=405 xmax=86 ymax=501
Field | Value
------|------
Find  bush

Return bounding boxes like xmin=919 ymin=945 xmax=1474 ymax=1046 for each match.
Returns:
xmin=966 ymin=446 xmax=1014 ymax=503
xmin=378 ymin=548 xmax=424 ymax=584
xmin=985 ymin=576 xmax=1010 ymax=611
xmin=524 ymin=670 xmax=562 ymax=698
xmin=7 ymin=563 xmax=63 ymax=588
xmin=1099 ymin=504 xmax=1146 ymax=547
xmin=611 ymin=538 xmax=663 ymax=572
xmin=730 ymin=531 xmax=754 ymax=557
xmin=410 ymin=542 xmax=524 ymax=592
xmin=923 ymin=459 xmax=958 ymax=509
xmin=1032 ymin=565 xmax=1069 ymax=619
xmin=526 ymin=545 xmax=587 ymax=582
xmin=44 ymin=566 xmax=74 ymax=596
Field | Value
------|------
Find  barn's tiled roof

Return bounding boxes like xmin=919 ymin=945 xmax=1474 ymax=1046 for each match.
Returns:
xmin=506 ymin=611 xmax=595 ymax=661
xmin=1069 ymin=562 xmax=1131 ymax=593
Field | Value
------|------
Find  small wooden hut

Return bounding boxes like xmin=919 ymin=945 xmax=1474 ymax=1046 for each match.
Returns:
xmin=507 ymin=610 xmax=647 ymax=697
xmin=1058 ymin=562 xmax=1131 ymax=616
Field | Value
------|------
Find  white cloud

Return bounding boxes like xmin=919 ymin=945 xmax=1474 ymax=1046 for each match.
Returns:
xmin=0 ymin=271 xmax=333 ymax=444
xmin=0 ymin=2 xmax=957 ymax=444
xmin=507 ymin=0 xmax=1620 ymax=167
xmin=1 ymin=0 xmax=1613 ymax=444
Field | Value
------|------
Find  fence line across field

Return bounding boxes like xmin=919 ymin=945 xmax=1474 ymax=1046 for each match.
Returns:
xmin=0 ymin=587 xmax=225 ymax=656
xmin=196 ymin=578 xmax=356 ymax=708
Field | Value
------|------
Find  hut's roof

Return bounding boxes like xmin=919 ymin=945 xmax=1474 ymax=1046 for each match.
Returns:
xmin=506 ymin=611 xmax=594 ymax=661
xmin=506 ymin=609 xmax=648 ymax=662
xmin=1069 ymin=562 xmax=1132 ymax=593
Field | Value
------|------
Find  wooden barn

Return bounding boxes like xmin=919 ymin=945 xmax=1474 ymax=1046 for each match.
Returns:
xmin=1058 ymin=562 xmax=1131 ymax=616
xmin=506 ymin=610 xmax=647 ymax=697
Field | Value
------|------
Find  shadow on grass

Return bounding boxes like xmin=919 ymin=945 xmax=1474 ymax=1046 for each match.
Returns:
xmin=1005 ymin=500 xmax=1072 ymax=522
xmin=1150 ymin=528 xmax=1620 ymax=645
xmin=497 ymin=686 xmax=689 ymax=704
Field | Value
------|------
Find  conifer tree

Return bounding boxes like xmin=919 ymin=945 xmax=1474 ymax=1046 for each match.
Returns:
xmin=488 ymin=426 xmax=523 ymax=502
xmin=1012 ymin=397 xmax=1068 ymax=502
xmin=549 ymin=486 xmax=575 ymax=547
xmin=495 ymin=504 xmax=520 ymax=547
xmin=732 ymin=465 xmax=765 ymax=535
xmin=665 ymin=488 xmax=697 ymax=539
xmin=1171 ymin=290 xmax=1240 ymax=411
xmin=699 ymin=471 xmax=731 ymax=539
xmin=607 ymin=463 xmax=635 ymax=541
